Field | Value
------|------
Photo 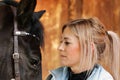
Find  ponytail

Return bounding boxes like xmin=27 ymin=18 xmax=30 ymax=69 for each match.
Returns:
xmin=107 ymin=31 xmax=120 ymax=80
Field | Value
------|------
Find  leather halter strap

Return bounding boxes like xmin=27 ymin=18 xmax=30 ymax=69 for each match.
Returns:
xmin=11 ymin=6 xmax=40 ymax=80
xmin=12 ymin=6 xmax=20 ymax=80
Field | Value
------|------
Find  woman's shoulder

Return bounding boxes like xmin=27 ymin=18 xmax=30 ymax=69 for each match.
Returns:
xmin=46 ymin=66 xmax=68 ymax=80
xmin=87 ymin=64 xmax=114 ymax=80
xmin=50 ymin=66 xmax=67 ymax=74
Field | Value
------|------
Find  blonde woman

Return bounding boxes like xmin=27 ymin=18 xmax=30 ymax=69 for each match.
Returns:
xmin=46 ymin=18 xmax=120 ymax=80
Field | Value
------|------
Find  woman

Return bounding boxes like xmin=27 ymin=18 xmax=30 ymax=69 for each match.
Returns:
xmin=46 ymin=17 xmax=120 ymax=80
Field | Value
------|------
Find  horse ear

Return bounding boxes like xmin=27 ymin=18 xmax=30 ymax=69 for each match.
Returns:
xmin=34 ymin=10 xmax=46 ymax=19
xmin=17 ymin=0 xmax=36 ymax=25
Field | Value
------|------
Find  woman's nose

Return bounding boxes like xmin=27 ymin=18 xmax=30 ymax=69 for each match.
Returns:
xmin=58 ymin=43 xmax=64 ymax=51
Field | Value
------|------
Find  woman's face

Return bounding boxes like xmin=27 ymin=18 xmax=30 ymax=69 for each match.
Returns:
xmin=58 ymin=27 xmax=81 ymax=68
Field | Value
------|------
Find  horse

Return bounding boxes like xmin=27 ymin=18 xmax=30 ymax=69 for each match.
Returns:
xmin=0 ymin=0 xmax=45 ymax=80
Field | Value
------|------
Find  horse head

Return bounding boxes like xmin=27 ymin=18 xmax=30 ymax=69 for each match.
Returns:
xmin=0 ymin=0 xmax=45 ymax=80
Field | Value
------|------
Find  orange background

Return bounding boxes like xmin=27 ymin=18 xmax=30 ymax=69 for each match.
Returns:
xmin=17 ymin=0 xmax=120 ymax=80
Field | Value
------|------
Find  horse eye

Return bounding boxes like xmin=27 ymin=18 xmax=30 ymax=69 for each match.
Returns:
xmin=31 ymin=59 xmax=39 ymax=67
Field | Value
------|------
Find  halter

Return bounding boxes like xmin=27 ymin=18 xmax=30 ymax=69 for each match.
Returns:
xmin=11 ymin=5 xmax=40 ymax=80
xmin=12 ymin=17 xmax=40 ymax=80
xmin=12 ymin=14 xmax=20 ymax=80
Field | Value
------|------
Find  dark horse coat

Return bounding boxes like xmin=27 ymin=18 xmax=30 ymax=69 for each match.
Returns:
xmin=0 ymin=0 xmax=45 ymax=80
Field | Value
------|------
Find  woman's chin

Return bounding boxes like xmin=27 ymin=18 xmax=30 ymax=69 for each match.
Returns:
xmin=60 ymin=61 xmax=68 ymax=66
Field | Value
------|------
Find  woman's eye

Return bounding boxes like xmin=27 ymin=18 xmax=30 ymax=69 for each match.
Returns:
xmin=60 ymin=40 xmax=71 ymax=45
xmin=65 ymin=42 xmax=70 ymax=45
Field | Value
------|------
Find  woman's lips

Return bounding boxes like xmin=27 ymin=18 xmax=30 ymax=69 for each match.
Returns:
xmin=60 ymin=55 xmax=67 ymax=59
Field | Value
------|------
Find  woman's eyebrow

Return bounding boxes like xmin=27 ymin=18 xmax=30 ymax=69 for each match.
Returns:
xmin=64 ymin=37 xmax=71 ymax=40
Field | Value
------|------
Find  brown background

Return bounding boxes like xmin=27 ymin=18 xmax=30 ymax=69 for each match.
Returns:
xmin=19 ymin=0 xmax=120 ymax=80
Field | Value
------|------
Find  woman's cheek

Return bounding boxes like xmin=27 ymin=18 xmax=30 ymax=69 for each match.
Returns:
xmin=68 ymin=45 xmax=80 ymax=61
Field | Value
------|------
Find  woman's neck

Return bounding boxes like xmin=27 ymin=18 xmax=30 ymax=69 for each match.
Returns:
xmin=70 ymin=64 xmax=93 ymax=74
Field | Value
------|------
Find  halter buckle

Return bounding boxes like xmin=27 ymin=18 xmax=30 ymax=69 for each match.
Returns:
xmin=13 ymin=53 xmax=19 ymax=60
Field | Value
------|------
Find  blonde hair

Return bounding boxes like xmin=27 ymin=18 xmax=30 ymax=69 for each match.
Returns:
xmin=62 ymin=17 xmax=120 ymax=80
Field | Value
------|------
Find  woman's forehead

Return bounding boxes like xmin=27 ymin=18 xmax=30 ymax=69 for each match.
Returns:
xmin=61 ymin=27 xmax=78 ymax=40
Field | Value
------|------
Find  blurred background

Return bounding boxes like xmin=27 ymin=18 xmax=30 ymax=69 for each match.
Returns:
xmin=35 ymin=0 xmax=120 ymax=80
